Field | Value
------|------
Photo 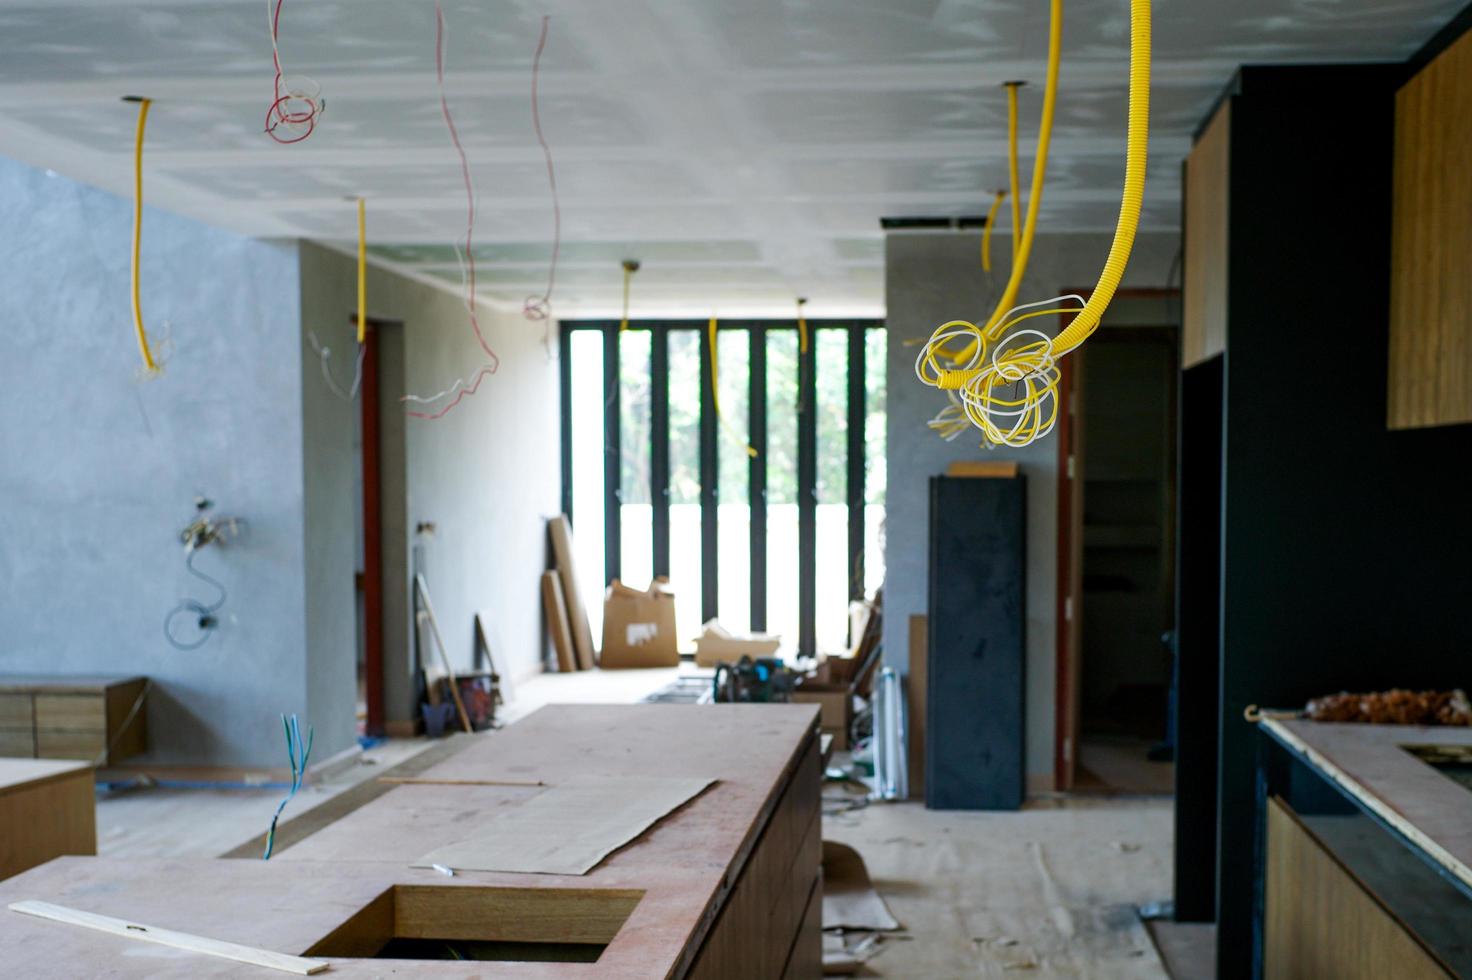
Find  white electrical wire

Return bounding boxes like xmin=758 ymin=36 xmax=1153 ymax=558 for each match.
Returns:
xmin=307 ymin=330 xmax=365 ymax=401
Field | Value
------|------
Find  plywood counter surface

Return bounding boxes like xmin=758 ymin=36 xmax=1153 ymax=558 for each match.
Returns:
xmin=1261 ymin=718 xmax=1472 ymax=892
xmin=0 ymin=704 xmax=821 ymax=978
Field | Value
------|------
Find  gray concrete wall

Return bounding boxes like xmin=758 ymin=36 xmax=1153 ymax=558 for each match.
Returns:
xmin=883 ymin=230 xmax=1179 ymax=790
xmin=0 ymin=154 xmax=315 ymax=766
xmin=298 ymin=243 xmax=559 ymax=727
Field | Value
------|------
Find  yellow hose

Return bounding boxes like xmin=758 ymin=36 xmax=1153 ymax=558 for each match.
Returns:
xmin=618 ymin=259 xmax=638 ymax=331
xmin=797 ymin=296 xmax=809 ymax=353
xmin=129 ymin=98 xmax=159 ymax=374
xmin=1052 ymin=0 xmax=1150 ymax=353
xmin=708 ymin=316 xmax=757 ymax=458
xmin=356 ymin=198 xmax=367 ymax=344
xmin=981 ymin=190 xmax=1006 ymax=272
xmin=1005 ymin=81 xmax=1023 ymax=265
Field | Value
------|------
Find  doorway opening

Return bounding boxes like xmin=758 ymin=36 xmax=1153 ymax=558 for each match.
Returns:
xmin=1056 ymin=292 xmax=1180 ymax=795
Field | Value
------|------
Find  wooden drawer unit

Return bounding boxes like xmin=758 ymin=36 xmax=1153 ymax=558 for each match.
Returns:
xmin=0 ymin=759 xmax=96 ymax=880
xmin=0 ymin=676 xmax=147 ymax=766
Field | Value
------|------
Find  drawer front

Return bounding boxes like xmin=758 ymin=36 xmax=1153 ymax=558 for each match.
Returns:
xmin=0 ymin=728 xmax=37 ymax=757
xmin=0 ymin=693 xmax=33 ymax=729
xmin=37 ymin=729 xmax=105 ymax=761
xmin=35 ymin=694 xmax=106 ymax=733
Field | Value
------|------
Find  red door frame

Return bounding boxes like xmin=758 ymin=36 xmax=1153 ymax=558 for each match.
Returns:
xmin=358 ymin=318 xmax=385 ymax=736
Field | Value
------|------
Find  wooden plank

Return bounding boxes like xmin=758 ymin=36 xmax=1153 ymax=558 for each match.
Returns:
xmin=944 ymin=460 xmax=1019 ymax=478
xmin=1183 ymin=101 xmax=1229 ymax=368
xmin=34 ymin=695 xmax=105 ymax=734
xmin=1390 ymin=27 xmax=1472 ymax=429
xmin=0 ymin=695 xmax=32 ymax=730
xmin=1264 ymin=798 xmax=1450 ymax=980
xmin=907 ymin=614 xmax=927 ymax=799
xmin=7 ymin=901 xmax=328 ymax=976
xmin=0 ymin=764 xmax=93 ymax=880
xmin=542 ymin=570 xmax=577 ymax=672
xmin=475 ymin=611 xmax=516 ymax=703
xmin=548 ymin=515 xmax=596 ymax=670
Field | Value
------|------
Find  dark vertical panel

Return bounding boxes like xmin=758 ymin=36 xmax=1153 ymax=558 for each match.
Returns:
xmin=651 ymin=325 xmax=671 ymax=579
xmin=1173 ymin=355 xmax=1222 ymax=923
xmin=926 ymin=475 xmax=1026 ymax=810
xmin=700 ymin=321 xmax=719 ymax=621
xmin=603 ymin=325 xmax=621 ymax=586
xmin=847 ymin=322 xmax=866 ymax=604
xmin=559 ymin=320 xmax=574 ymax=522
xmin=1202 ymin=64 xmax=1472 ymax=978
xmin=749 ymin=324 xmax=768 ymax=631
xmin=797 ymin=327 xmax=817 ymax=657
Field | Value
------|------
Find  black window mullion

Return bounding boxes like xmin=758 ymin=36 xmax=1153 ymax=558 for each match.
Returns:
xmin=603 ymin=325 xmax=621 ymax=587
xmin=559 ymin=320 xmax=574 ymax=523
xmin=797 ymin=325 xmax=817 ymax=658
xmin=847 ymin=322 xmax=866 ymax=605
xmin=699 ymin=321 xmax=719 ymax=622
xmin=749 ymin=324 xmax=767 ymax=632
xmin=650 ymin=326 xmax=671 ymax=580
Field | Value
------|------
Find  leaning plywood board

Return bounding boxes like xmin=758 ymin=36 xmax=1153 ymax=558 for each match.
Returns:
xmin=541 ymin=570 xmax=577 ymax=672
xmin=413 ymin=776 xmax=713 ymax=876
xmin=474 ymin=611 xmax=515 ymax=703
xmin=548 ymin=516 xmax=596 ymax=670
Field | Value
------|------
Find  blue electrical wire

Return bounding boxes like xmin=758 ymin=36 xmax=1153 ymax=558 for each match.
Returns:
xmin=262 ymin=713 xmax=313 ymax=860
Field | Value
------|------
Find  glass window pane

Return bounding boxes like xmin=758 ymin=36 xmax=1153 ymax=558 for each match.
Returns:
xmin=815 ymin=327 xmax=849 ymax=653
xmin=765 ymin=329 xmax=799 ymax=655
xmin=569 ymin=330 xmax=605 ymax=643
xmin=864 ymin=327 xmax=887 ymax=598
xmin=619 ymin=329 xmax=653 ymax=589
xmin=716 ymin=328 xmax=751 ymax=633
xmin=667 ymin=329 xmax=703 ymax=648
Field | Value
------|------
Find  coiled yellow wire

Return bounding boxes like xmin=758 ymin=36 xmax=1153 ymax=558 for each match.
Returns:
xmin=129 ymin=97 xmax=160 ymax=374
xmin=917 ymin=0 xmax=1151 ymax=447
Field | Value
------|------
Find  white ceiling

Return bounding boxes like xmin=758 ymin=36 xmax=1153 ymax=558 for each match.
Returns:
xmin=0 ymin=0 xmax=1461 ymax=317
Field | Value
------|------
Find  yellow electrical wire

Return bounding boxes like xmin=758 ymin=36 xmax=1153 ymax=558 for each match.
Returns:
xmin=1005 ymin=81 xmax=1023 ymax=265
xmin=356 ymin=198 xmax=367 ymax=344
xmin=618 ymin=260 xmax=639 ymax=331
xmin=708 ymin=316 xmax=758 ymax=458
xmin=932 ymin=11 xmax=1061 ymax=372
xmin=129 ymin=97 xmax=160 ymax=374
xmin=981 ymin=190 xmax=1006 ymax=272
xmin=918 ymin=0 xmax=1151 ymax=447
xmin=796 ymin=297 xmax=809 ymax=353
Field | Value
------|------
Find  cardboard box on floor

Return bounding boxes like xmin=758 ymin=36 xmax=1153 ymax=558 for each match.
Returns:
xmin=693 ymin=620 xmax=782 ymax=668
xmin=600 ymin=578 xmax=679 ymax=668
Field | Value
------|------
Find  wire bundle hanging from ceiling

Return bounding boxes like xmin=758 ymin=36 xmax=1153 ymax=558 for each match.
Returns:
xmin=125 ymin=96 xmax=163 ymax=376
xmin=402 ymin=0 xmax=502 ymax=421
xmin=915 ymin=0 xmax=1151 ymax=448
xmin=523 ymin=15 xmax=562 ymax=323
xmin=264 ymin=0 xmax=324 ymax=144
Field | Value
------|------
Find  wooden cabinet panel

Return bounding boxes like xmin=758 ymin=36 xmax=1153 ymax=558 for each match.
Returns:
xmin=0 ymin=694 xmax=33 ymax=729
xmin=1183 ymin=102 xmax=1230 ymax=368
xmin=35 ymin=694 xmax=106 ymax=733
xmin=37 ymin=730 xmax=106 ymax=761
xmin=1265 ymin=797 xmax=1450 ymax=979
xmin=1390 ymin=29 xmax=1472 ymax=429
xmin=0 ymin=730 xmax=36 ymax=757
xmin=0 ymin=761 xmax=96 ymax=880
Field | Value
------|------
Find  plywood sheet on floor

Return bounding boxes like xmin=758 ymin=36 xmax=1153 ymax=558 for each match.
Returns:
xmin=1146 ymin=920 xmax=1216 ymax=980
xmin=822 ymin=798 xmax=1172 ymax=978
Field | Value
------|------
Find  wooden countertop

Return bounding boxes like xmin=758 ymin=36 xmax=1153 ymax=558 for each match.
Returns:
xmin=1261 ymin=718 xmax=1472 ymax=892
xmin=0 ymin=759 xmax=92 ymax=796
xmin=0 ymin=703 xmax=820 ymax=978
xmin=0 ymin=675 xmax=145 ymax=693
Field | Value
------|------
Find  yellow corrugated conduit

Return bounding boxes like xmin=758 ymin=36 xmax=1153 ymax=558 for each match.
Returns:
xmin=917 ymin=0 xmax=1150 ymax=447
xmin=127 ymin=96 xmax=161 ymax=375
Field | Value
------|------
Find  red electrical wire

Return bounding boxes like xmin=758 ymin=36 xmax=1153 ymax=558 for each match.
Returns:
xmin=402 ymin=1 xmax=502 ymax=420
xmin=264 ymin=0 xmax=322 ymax=144
xmin=523 ymin=15 xmax=561 ymax=322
